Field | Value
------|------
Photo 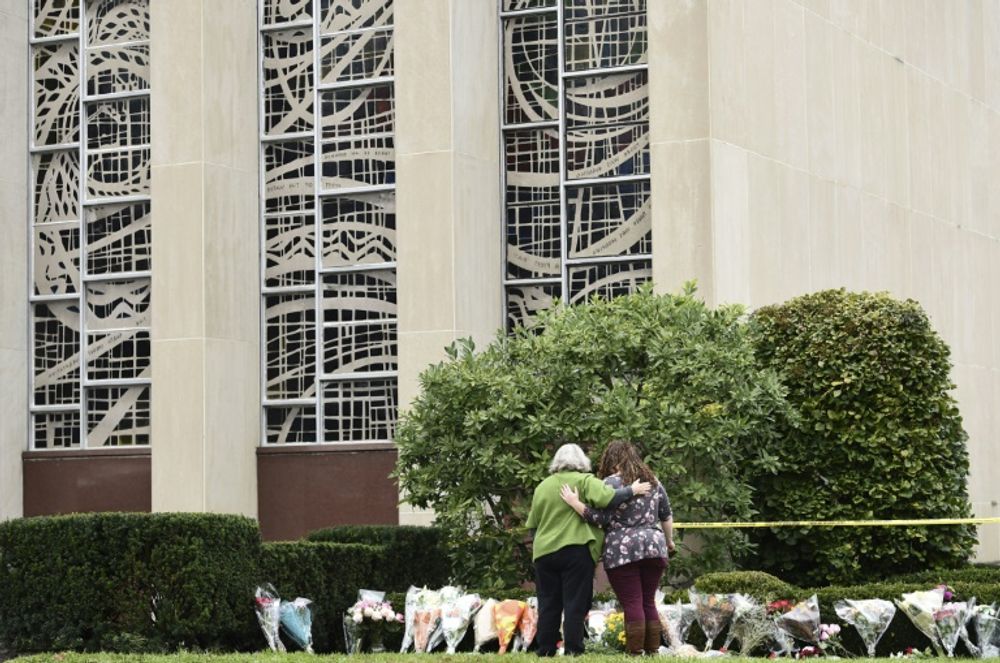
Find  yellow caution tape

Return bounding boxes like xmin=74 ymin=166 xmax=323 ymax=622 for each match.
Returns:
xmin=673 ymin=517 xmax=1000 ymax=530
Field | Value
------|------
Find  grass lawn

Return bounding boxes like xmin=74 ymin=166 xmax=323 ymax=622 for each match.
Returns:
xmin=9 ymin=655 xmax=958 ymax=663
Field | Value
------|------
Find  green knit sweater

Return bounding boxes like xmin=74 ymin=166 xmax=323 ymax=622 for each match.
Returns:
xmin=525 ymin=471 xmax=618 ymax=562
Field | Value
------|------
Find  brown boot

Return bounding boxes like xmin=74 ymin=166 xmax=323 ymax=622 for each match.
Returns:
xmin=643 ymin=619 xmax=662 ymax=654
xmin=625 ymin=621 xmax=646 ymax=656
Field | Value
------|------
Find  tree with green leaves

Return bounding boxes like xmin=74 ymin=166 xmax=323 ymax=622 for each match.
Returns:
xmin=747 ymin=290 xmax=976 ymax=586
xmin=395 ymin=285 xmax=793 ymax=588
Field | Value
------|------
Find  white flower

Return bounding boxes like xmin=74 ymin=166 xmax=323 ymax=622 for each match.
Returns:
xmin=363 ymin=607 xmax=374 ymax=618
xmin=353 ymin=612 xmax=364 ymax=624
xmin=382 ymin=607 xmax=395 ymax=620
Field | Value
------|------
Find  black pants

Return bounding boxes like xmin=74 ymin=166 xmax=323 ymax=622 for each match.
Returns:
xmin=534 ymin=544 xmax=595 ymax=656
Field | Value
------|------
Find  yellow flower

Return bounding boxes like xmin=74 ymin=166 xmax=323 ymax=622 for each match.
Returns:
xmin=618 ymin=632 xmax=626 ymax=644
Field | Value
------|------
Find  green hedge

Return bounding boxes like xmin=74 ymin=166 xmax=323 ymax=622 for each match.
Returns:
xmin=688 ymin=570 xmax=1000 ymax=656
xmin=304 ymin=525 xmax=451 ymax=591
xmin=0 ymin=513 xmax=260 ymax=654
xmin=883 ymin=565 xmax=1000 ymax=585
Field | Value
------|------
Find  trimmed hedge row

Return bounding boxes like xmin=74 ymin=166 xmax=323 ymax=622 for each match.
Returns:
xmin=691 ymin=571 xmax=1000 ymax=656
xmin=0 ymin=513 xmax=260 ymax=653
xmin=0 ymin=515 xmax=454 ymax=656
xmin=304 ymin=525 xmax=450 ymax=591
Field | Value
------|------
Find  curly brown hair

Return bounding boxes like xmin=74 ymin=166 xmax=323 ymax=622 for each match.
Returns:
xmin=596 ymin=440 xmax=657 ymax=486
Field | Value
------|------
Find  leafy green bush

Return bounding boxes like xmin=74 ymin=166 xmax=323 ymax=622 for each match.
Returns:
xmin=258 ymin=541 xmax=386 ymax=653
xmin=748 ymin=290 xmax=976 ymax=586
xmin=395 ymin=285 xmax=793 ymax=587
xmin=0 ymin=513 xmax=260 ymax=654
xmin=304 ymin=525 xmax=451 ymax=590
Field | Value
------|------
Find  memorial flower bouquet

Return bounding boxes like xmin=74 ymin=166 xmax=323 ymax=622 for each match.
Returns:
xmin=972 ymin=603 xmax=1000 ymax=658
xmin=473 ymin=598 xmax=499 ymax=652
xmin=774 ymin=595 xmax=821 ymax=646
xmin=254 ymin=584 xmax=286 ymax=653
xmin=724 ymin=594 xmax=773 ymax=655
xmin=816 ymin=623 xmax=849 ymax=657
xmin=657 ymin=599 xmax=696 ymax=651
xmin=690 ymin=589 xmax=737 ymax=651
xmin=834 ymin=598 xmax=896 ymax=657
xmin=896 ymin=587 xmax=946 ymax=657
xmin=440 ymin=589 xmax=481 ymax=653
xmin=513 ymin=596 xmax=538 ymax=652
xmin=601 ymin=611 xmax=627 ymax=651
xmin=934 ymin=598 xmax=975 ymax=658
xmin=493 ymin=598 xmax=527 ymax=654
xmin=765 ymin=599 xmax=795 ymax=657
xmin=345 ymin=594 xmax=403 ymax=654
xmin=280 ymin=597 xmax=315 ymax=654
xmin=413 ymin=589 xmax=443 ymax=653
xmin=586 ymin=606 xmax=615 ymax=643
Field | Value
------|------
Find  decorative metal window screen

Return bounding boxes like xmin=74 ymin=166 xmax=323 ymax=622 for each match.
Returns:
xmin=500 ymin=0 xmax=651 ymax=330
xmin=260 ymin=0 xmax=398 ymax=445
xmin=29 ymin=0 xmax=151 ymax=448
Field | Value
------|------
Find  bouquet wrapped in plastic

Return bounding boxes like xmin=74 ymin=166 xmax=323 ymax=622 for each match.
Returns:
xmin=973 ymin=604 xmax=1000 ymax=659
xmin=280 ymin=597 xmax=315 ymax=653
xmin=935 ymin=599 xmax=974 ymax=658
xmin=724 ymin=594 xmax=772 ymax=655
xmin=771 ymin=622 xmax=795 ymax=657
xmin=474 ymin=598 xmax=499 ymax=652
xmin=400 ymin=586 xmax=421 ymax=652
xmin=657 ymin=600 xmax=696 ymax=650
xmin=346 ymin=590 xmax=403 ymax=654
xmin=896 ymin=587 xmax=946 ymax=656
xmin=689 ymin=589 xmax=737 ymax=651
xmin=427 ymin=586 xmax=462 ymax=652
xmin=513 ymin=597 xmax=538 ymax=652
xmin=774 ymin=594 xmax=821 ymax=645
xmin=414 ymin=588 xmax=443 ymax=653
xmin=254 ymin=584 xmax=286 ymax=653
xmin=834 ymin=598 xmax=897 ymax=657
xmin=494 ymin=599 xmax=527 ymax=654
xmin=586 ymin=606 xmax=615 ymax=642
xmin=441 ymin=590 xmax=482 ymax=653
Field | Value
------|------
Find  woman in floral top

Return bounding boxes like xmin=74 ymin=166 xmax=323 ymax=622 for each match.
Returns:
xmin=560 ymin=440 xmax=674 ymax=655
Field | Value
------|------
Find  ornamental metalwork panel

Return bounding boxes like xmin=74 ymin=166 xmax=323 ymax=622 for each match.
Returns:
xmin=260 ymin=0 xmax=398 ymax=445
xmin=29 ymin=0 xmax=152 ymax=449
xmin=501 ymin=0 xmax=651 ymax=330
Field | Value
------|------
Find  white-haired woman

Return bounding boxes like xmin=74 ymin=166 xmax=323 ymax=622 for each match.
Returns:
xmin=525 ymin=443 xmax=650 ymax=656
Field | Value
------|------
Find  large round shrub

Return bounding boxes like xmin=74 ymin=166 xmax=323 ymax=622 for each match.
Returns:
xmin=395 ymin=285 xmax=793 ymax=587
xmin=747 ymin=289 xmax=976 ymax=585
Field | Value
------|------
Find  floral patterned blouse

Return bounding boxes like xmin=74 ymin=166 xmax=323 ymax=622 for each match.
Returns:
xmin=582 ymin=475 xmax=672 ymax=570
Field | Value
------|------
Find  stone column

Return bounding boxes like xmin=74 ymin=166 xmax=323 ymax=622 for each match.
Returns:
xmin=149 ymin=0 xmax=259 ymax=515
xmin=394 ymin=0 xmax=502 ymax=525
xmin=648 ymin=0 xmax=715 ymax=301
xmin=0 ymin=0 xmax=28 ymax=521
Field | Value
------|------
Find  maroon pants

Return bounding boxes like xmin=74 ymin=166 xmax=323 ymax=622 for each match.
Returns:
xmin=605 ymin=556 xmax=667 ymax=623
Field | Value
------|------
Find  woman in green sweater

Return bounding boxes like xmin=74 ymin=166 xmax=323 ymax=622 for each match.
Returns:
xmin=526 ymin=443 xmax=650 ymax=656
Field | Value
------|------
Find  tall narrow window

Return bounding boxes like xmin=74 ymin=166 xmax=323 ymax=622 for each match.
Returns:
xmin=29 ymin=0 xmax=152 ymax=448
xmin=500 ymin=0 xmax=650 ymax=330
xmin=260 ymin=0 xmax=398 ymax=445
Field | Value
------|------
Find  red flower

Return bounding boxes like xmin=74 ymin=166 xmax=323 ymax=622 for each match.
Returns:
xmin=767 ymin=599 xmax=793 ymax=615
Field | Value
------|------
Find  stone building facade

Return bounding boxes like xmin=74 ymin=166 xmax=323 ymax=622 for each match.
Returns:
xmin=0 ymin=0 xmax=998 ymax=556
